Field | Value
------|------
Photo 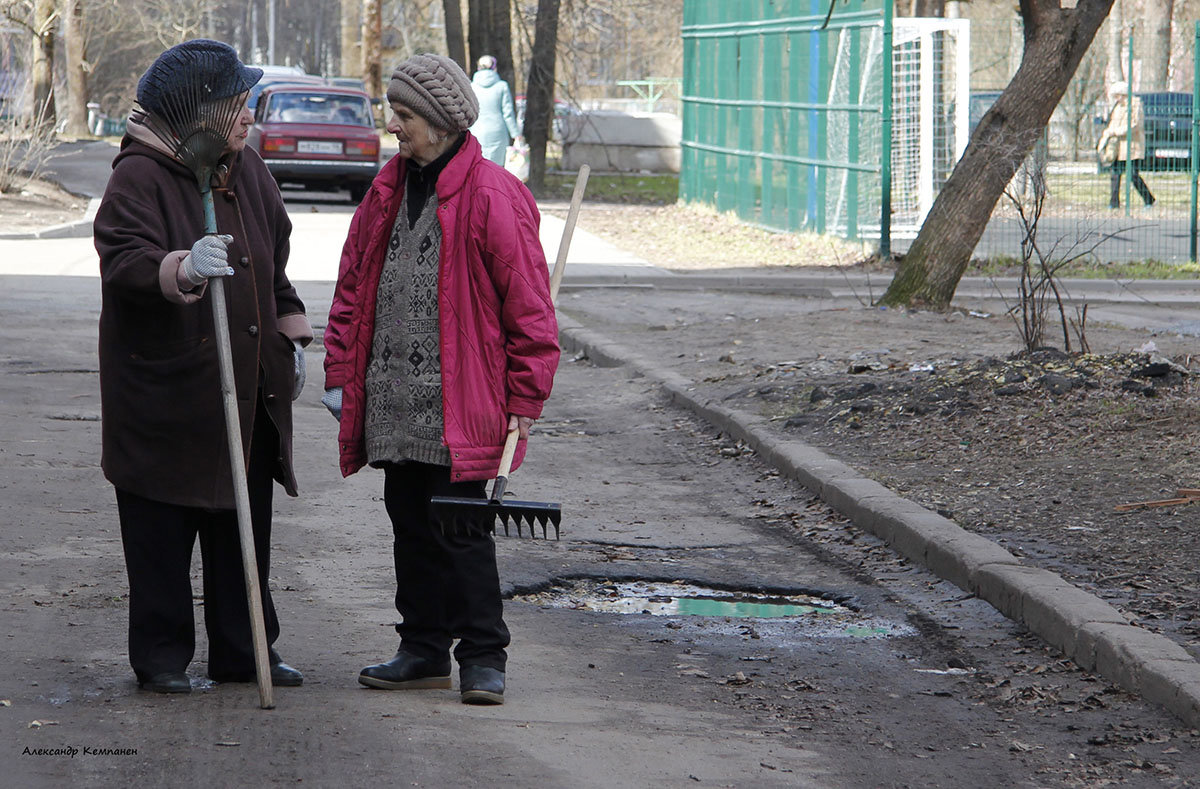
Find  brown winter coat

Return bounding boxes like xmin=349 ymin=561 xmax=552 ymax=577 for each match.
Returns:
xmin=94 ymin=129 xmax=312 ymax=509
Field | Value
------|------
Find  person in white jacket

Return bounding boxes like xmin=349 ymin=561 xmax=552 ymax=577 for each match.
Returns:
xmin=468 ymin=55 xmax=521 ymax=165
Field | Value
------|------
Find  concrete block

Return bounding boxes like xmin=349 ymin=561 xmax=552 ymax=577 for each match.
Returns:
xmin=1020 ymin=581 xmax=1126 ymax=659
xmin=820 ymin=475 xmax=898 ymax=532
xmin=923 ymin=530 xmax=1020 ymax=597
xmin=973 ymin=563 xmax=1067 ymax=624
xmin=562 ymin=112 xmax=682 ymax=173
xmin=759 ymin=438 xmax=859 ymax=499
xmin=856 ymin=496 xmax=943 ymax=548
xmin=885 ymin=509 xmax=961 ymax=569
xmin=564 ymin=112 xmax=681 ymax=146
xmin=1089 ymin=623 xmax=1194 ymax=692
xmin=1139 ymin=659 xmax=1200 ymax=728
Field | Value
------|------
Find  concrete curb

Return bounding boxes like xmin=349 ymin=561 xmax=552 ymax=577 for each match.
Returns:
xmin=558 ymin=312 xmax=1200 ymax=728
xmin=0 ymin=198 xmax=99 ymax=240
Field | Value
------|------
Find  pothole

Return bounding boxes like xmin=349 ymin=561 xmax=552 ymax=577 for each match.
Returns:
xmin=517 ymin=579 xmax=915 ymax=638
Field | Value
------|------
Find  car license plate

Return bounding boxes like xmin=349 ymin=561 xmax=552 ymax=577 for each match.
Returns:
xmin=1156 ymin=148 xmax=1189 ymax=158
xmin=297 ymin=140 xmax=343 ymax=155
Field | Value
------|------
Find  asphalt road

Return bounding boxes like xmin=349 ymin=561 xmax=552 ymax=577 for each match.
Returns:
xmin=3 ymin=275 xmax=1200 ymax=786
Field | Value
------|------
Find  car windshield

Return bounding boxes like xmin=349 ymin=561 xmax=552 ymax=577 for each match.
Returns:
xmin=265 ymin=92 xmax=373 ymax=127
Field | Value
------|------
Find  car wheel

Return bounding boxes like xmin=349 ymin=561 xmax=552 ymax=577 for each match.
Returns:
xmin=348 ymin=183 xmax=368 ymax=203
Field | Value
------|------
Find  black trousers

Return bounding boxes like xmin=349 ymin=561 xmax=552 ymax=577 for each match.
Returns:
xmin=116 ymin=399 xmax=280 ymax=682
xmin=1110 ymin=161 xmax=1155 ymax=207
xmin=382 ymin=462 xmax=509 ymax=672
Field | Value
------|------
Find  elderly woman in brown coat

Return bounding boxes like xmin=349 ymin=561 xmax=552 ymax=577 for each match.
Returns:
xmin=93 ymin=39 xmax=312 ymax=694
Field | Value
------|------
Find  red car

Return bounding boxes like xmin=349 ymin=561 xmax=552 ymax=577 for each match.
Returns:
xmin=248 ymin=85 xmax=381 ymax=202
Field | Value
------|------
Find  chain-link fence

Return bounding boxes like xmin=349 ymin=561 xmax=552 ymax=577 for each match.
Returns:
xmin=958 ymin=18 xmax=1200 ymax=265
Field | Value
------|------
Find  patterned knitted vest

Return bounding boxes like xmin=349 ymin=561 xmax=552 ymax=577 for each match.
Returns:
xmin=363 ymin=189 xmax=450 ymax=467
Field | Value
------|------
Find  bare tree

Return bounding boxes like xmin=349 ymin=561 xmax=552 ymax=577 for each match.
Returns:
xmin=909 ymin=0 xmax=945 ymax=15
xmin=362 ymin=0 xmax=382 ymax=96
xmin=29 ymin=0 xmax=54 ymax=126
xmin=879 ymin=0 xmax=1117 ymax=309
xmin=1144 ymin=0 xmax=1174 ymax=91
xmin=341 ymin=0 xmax=361 ymax=77
xmin=524 ymin=0 xmax=561 ymax=193
xmin=467 ymin=0 xmax=514 ymax=85
xmin=63 ymin=0 xmax=88 ymax=136
xmin=442 ymin=0 xmax=466 ymax=72
xmin=2 ymin=0 xmax=58 ymax=125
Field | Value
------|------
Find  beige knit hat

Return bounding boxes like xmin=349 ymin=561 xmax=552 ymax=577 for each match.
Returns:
xmin=386 ymin=53 xmax=479 ymax=131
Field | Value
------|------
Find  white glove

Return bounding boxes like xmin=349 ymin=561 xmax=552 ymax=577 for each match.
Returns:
xmin=322 ymin=387 xmax=343 ymax=421
xmin=182 ymin=234 xmax=235 ymax=287
xmin=292 ymin=341 xmax=305 ymax=401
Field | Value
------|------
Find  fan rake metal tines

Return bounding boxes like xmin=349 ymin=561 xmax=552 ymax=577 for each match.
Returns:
xmin=136 ymin=48 xmax=276 ymax=709
xmin=136 ymin=53 xmax=246 ymax=189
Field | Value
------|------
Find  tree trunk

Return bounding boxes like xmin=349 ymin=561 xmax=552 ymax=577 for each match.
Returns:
xmin=442 ymin=0 xmax=467 ymax=72
xmin=63 ymin=0 xmax=88 ymax=137
xmin=910 ymin=0 xmax=944 ymax=17
xmin=879 ymin=0 xmax=1116 ymax=309
xmin=31 ymin=0 xmax=57 ymax=126
xmin=1144 ymin=0 xmax=1174 ymax=91
xmin=489 ymin=0 xmax=515 ymax=89
xmin=1105 ymin=0 xmax=1124 ymax=86
xmin=362 ymin=0 xmax=382 ymax=98
xmin=468 ymin=0 xmax=486 ymax=69
xmin=341 ymin=0 xmax=361 ymax=78
xmin=525 ymin=0 xmax=561 ymax=194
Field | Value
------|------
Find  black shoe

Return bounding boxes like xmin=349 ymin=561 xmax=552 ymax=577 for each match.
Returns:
xmin=358 ymin=650 xmax=451 ymax=690
xmin=460 ymin=665 xmax=505 ymax=705
xmin=138 ymin=671 xmax=191 ymax=694
xmin=210 ymin=661 xmax=304 ymax=686
xmin=271 ymin=661 xmax=304 ymax=687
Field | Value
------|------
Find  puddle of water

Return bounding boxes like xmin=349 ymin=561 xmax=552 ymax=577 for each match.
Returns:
xmin=518 ymin=580 xmax=914 ymax=639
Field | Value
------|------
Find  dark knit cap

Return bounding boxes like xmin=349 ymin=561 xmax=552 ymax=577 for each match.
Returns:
xmin=137 ymin=39 xmax=262 ymax=117
xmin=386 ymin=53 xmax=479 ymax=132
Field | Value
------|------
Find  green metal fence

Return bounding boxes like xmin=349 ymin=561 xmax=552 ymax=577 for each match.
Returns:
xmin=680 ymin=0 xmax=894 ymax=253
xmin=682 ymin=4 xmax=1200 ymax=266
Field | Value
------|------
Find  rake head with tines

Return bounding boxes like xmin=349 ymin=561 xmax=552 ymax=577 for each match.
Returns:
xmin=133 ymin=40 xmax=260 ymax=194
xmin=430 ymin=492 xmax=562 ymax=539
xmin=430 ymin=428 xmax=562 ymax=539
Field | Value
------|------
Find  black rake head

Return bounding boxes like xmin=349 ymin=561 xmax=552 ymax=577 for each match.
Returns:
xmin=429 ymin=496 xmax=562 ymax=539
xmin=134 ymin=43 xmax=258 ymax=184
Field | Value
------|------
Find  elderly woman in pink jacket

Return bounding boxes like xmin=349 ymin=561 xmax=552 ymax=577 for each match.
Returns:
xmin=322 ymin=53 xmax=559 ymax=705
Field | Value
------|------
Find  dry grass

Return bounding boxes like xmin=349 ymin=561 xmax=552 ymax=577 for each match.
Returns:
xmin=565 ymin=202 xmax=876 ymax=270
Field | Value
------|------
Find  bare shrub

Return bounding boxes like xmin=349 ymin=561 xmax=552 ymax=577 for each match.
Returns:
xmin=996 ymin=160 xmax=1105 ymax=355
xmin=0 ymin=97 xmax=57 ymax=194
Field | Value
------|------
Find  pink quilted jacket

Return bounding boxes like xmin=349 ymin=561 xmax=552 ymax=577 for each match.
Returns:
xmin=323 ymin=133 xmax=559 ymax=480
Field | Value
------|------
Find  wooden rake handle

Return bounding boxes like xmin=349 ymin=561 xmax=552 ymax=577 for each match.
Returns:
xmin=489 ymin=168 xmax=589 ymax=505
xmin=202 ymin=191 xmax=274 ymax=710
xmin=548 ymin=164 xmax=590 ymax=302
xmin=489 ymin=428 xmax=520 ymax=503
